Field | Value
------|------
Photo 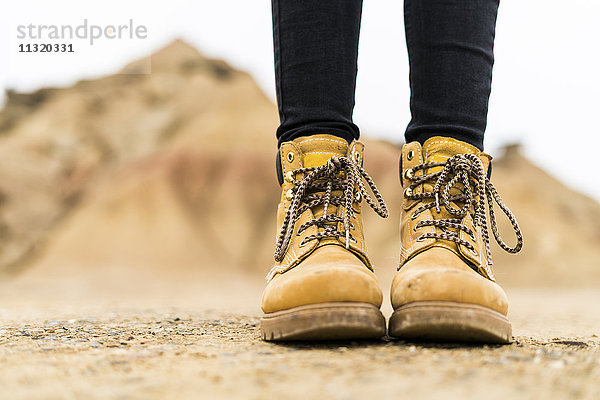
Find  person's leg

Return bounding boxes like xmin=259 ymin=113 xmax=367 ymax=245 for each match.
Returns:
xmin=272 ymin=0 xmax=363 ymax=147
xmin=404 ymin=0 xmax=499 ymax=150
xmin=391 ymin=0 xmax=523 ymax=343
xmin=262 ymin=0 xmax=390 ymax=341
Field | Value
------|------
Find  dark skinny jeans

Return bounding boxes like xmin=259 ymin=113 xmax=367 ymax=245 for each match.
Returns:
xmin=272 ymin=0 xmax=500 ymax=151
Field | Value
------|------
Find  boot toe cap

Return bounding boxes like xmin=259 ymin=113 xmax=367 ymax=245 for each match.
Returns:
xmin=391 ymin=248 xmax=509 ymax=315
xmin=261 ymin=247 xmax=383 ymax=313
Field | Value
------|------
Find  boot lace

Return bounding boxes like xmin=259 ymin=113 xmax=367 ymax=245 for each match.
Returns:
xmin=404 ymin=153 xmax=523 ymax=265
xmin=274 ymin=156 xmax=388 ymax=262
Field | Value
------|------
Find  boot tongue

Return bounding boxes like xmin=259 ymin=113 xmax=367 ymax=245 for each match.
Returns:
xmin=420 ymin=137 xmax=480 ymax=199
xmin=292 ymin=134 xmax=350 ymax=236
xmin=292 ymin=134 xmax=349 ymax=168
xmin=423 ymin=136 xmax=480 ymax=169
xmin=417 ymin=137 xmax=482 ymax=254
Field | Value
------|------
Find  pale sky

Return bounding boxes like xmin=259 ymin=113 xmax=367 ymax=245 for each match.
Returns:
xmin=2 ymin=0 xmax=599 ymax=201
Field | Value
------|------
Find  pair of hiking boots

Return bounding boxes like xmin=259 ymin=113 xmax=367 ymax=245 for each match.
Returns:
xmin=261 ymin=134 xmax=522 ymax=343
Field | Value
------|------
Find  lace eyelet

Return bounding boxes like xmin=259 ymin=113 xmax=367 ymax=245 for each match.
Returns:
xmin=403 ymin=168 xmax=414 ymax=180
xmin=284 ymin=171 xmax=295 ymax=183
xmin=404 ymin=187 xmax=412 ymax=197
xmin=407 ymin=150 xmax=414 ymax=161
xmin=285 ymin=189 xmax=293 ymax=201
xmin=287 ymin=152 xmax=294 ymax=163
xmin=355 ymin=191 xmax=362 ymax=202
xmin=354 ymin=151 xmax=361 ymax=163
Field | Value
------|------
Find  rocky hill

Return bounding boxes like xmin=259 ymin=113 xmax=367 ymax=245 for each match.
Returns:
xmin=0 ymin=40 xmax=598 ymax=287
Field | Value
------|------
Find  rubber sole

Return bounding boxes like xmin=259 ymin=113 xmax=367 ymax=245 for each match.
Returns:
xmin=389 ymin=301 xmax=512 ymax=344
xmin=261 ymin=302 xmax=386 ymax=341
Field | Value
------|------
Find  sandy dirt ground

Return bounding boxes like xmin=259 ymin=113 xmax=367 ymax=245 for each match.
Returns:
xmin=0 ymin=271 xmax=599 ymax=400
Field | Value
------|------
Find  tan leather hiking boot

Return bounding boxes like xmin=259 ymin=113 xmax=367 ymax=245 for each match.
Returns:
xmin=390 ymin=137 xmax=523 ymax=343
xmin=261 ymin=134 xmax=388 ymax=341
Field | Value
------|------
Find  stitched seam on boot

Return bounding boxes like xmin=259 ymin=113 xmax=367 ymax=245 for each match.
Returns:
xmin=296 ymin=137 xmax=348 ymax=146
xmin=400 ymin=246 xmax=410 ymax=258
xmin=352 ymin=214 xmax=365 ymax=254
xmin=302 ymin=151 xmax=345 ymax=157
xmin=424 ymin=139 xmax=475 ymax=156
